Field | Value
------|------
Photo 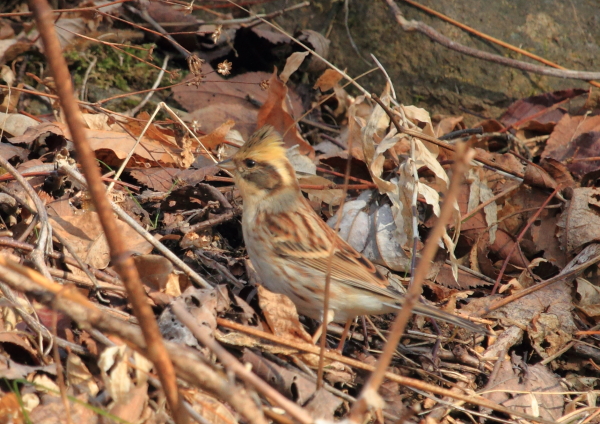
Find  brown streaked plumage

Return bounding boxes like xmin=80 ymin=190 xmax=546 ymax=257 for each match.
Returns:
xmin=218 ymin=126 xmax=484 ymax=334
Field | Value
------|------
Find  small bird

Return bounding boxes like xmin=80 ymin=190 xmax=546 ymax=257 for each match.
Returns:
xmin=218 ymin=126 xmax=484 ymax=341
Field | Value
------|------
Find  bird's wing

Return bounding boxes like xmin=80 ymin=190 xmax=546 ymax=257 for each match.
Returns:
xmin=272 ymin=214 xmax=400 ymax=300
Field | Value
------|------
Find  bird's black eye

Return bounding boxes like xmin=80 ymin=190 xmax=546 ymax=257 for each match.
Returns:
xmin=244 ymin=159 xmax=256 ymax=168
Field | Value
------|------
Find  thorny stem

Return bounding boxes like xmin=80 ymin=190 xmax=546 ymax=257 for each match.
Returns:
xmin=347 ymin=143 xmax=475 ymax=422
xmin=28 ymin=1 xmax=188 ymax=422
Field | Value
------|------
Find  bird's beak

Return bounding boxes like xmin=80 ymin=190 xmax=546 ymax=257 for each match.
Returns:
xmin=217 ymin=158 xmax=235 ymax=171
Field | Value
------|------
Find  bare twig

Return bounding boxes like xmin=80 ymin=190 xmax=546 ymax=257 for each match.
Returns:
xmin=79 ymin=55 xmax=97 ymax=102
xmin=0 ymin=155 xmax=52 ymax=280
xmin=125 ymin=4 xmax=190 ymax=58
xmin=185 ymin=207 xmax=242 ymax=233
xmin=128 ymin=54 xmax=170 ymax=117
xmin=385 ymin=0 xmax=600 ymax=81
xmin=171 ymin=299 xmax=313 ymax=424
xmin=0 ymin=237 xmax=121 ymax=286
xmin=347 ymin=142 xmax=474 ymax=422
xmin=400 ymin=0 xmax=600 ymax=89
xmin=29 ymin=1 xmax=186 ymax=421
xmin=60 ymin=163 xmax=212 ymax=289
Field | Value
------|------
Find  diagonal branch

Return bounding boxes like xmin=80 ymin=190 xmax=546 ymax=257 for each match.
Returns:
xmin=28 ymin=0 xmax=187 ymax=422
xmin=385 ymin=0 xmax=600 ymax=81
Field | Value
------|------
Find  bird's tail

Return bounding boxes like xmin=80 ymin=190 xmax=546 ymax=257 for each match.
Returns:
xmin=383 ymin=301 xmax=487 ymax=334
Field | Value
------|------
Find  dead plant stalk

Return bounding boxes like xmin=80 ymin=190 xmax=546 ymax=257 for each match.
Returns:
xmin=348 ymin=142 xmax=474 ymax=422
xmin=28 ymin=0 xmax=187 ymax=422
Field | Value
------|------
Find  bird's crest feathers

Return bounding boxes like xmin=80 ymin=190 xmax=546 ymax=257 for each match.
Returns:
xmin=237 ymin=125 xmax=287 ymax=163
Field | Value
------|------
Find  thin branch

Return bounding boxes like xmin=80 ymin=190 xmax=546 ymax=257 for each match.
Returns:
xmin=59 ymin=163 xmax=212 ymax=289
xmin=348 ymin=142 xmax=474 ymax=422
xmin=28 ymin=1 xmax=187 ymax=421
xmin=171 ymin=300 xmax=313 ymax=424
xmin=385 ymin=0 xmax=600 ymax=81
xmin=0 ymin=155 xmax=52 ymax=280
xmin=400 ymin=0 xmax=600 ymax=89
xmin=128 ymin=54 xmax=170 ymax=117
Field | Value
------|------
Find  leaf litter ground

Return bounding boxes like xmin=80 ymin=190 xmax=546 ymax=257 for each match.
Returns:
xmin=0 ymin=1 xmax=598 ymax=423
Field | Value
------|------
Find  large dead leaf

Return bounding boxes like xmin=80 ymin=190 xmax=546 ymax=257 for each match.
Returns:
xmin=280 ymin=51 xmax=309 ymax=84
xmin=328 ymin=195 xmax=411 ymax=273
xmin=183 ymin=389 xmax=238 ymax=424
xmin=499 ymin=89 xmax=585 ymax=130
xmin=483 ymin=360 xmax=564 ymax=420
xmin=557 ymin=187 xmax=600 ymax=254
xmin=0 ymin=112 xmax=39 ymax=136
xmin=257 ymin=72 xmax=314 ymax=157
xmin=50 ymin=210 xmax=153 ymax=270
xmin=314 ymin=69 xmax=344 ymax=93
xmin=8 ymin=121 xmax=196 ymax=168
xmin=257 ymin=285 xmax=312 ymax=343
xmin=172 ymin=63 xmax=272 ymax=139
xmin=542 ymin=114 xmax=600 ymax=178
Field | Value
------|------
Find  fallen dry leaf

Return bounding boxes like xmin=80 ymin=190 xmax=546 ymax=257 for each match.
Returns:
xmin=256 ymin=72 xmax=314 ymax=157
xmin=257 ymin=285 xmax=312 ymax=343
xmin=50 ymin=210 xmax=153 ymax=270
xmin=313 ymin=68 xmax=344 ymax=92
xmin=280 ymin=51 xmax=309 ymax=83
xmin=483 ymin=359 xmax=564 ymax=420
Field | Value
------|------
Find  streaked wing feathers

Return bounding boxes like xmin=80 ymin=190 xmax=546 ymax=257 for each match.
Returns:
xmin=273 ymin=217 xmax=398 ymax=300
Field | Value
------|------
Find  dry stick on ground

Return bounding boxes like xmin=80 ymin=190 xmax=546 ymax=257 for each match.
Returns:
xmin=348 ymin=142 xmax=474 ymax=422
xmin=0 ymin=237 xmax=122 ymax=286
xmin=316 ymin=103 xmax=356 ymax=390
xmin=490 ymin=186 xmax=560 ymax=295
xmin=476 ymin=244 xmax=600 ymax=317
xmin=216 ymin=318 xmax=555 ymax=424
xmin=385 ymin=0 xmax=600 ymax=81
xmin=0 ymin=257 xmax=268 ymax=424
xmin=186 ymin=207 xmax=242 ymax=233
xmin=0 ymin=0 xmax=128 ymax=18
xmin=28 ymin=1 xmax=187 ymax=422
xmin=170 ymin=299 xmax=313 ymax=424
xmin=461 ymin=183 xmax=521 ymax=224
xmin=0 ymin=155 xmax=52 ymax=281
xmin=401 ymin=0 xmax=600 ymax=90
xmin=128 ymin=53 xmax=170 ymax=117
xmin=60 ymin=163 xmax=212 ymax=289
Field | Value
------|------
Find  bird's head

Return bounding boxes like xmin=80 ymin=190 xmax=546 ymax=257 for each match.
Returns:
xmin=218 ymin=126 xmax=300 ymax=207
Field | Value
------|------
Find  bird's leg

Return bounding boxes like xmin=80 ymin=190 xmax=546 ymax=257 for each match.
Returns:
xmin=312 ymin=310 xmax=334 ymax=344
xmin=311 ymin=324 xmax=323 ymax=344
xmin=335 ymin=319 xmax=353 ymax=353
